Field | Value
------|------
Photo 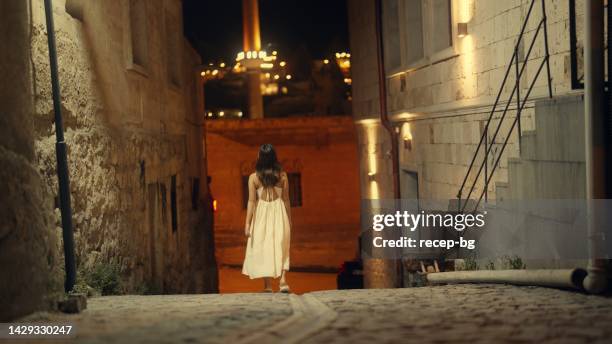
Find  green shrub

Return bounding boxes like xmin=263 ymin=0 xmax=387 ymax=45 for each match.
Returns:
xmin=502 ymin=255 xmax=526 ymax=270
xmin=85 ymin=262 xmax=122 ymax=295
xmin=464 ymin=256 xmax=479 ymax=271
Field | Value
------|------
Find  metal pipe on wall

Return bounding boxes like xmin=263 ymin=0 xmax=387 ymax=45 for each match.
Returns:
xmin=44 ymin=0 xmax=76 ymax=293
xmin=583 ymin=0 xmax=608 ymax=294
xmin=426 ymin=269 xmax=587 ymax=291
xmin=374 ymin=0 xmax=402 ymax=288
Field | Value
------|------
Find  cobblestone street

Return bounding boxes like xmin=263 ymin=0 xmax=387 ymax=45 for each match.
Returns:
xmin=17 ymin=284 xmax=612 ymax=344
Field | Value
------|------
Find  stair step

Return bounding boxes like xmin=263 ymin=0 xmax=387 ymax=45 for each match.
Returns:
xmin=506 ymin=159 xmax=586 ymax=199
xmin=521 ymin=95 xmax=585 ymax=162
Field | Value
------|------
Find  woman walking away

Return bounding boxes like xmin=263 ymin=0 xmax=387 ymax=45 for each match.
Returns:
xmin=242 ymin=144 xmax=292 ymax=293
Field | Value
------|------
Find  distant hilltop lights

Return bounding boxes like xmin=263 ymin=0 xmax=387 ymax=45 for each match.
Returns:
xmin=201 ymin=50 xmax=351 ymax=81
xmin=236 ymin=50 xmax=267 ymax=61
xmin=203 ymin=49 xmax=352 ymax=119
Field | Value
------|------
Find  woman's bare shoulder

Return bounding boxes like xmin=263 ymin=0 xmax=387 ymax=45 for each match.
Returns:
xmin=249 ymin=172 xmax=260 ymax=186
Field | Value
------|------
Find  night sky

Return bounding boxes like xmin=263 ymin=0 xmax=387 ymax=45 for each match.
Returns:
xmin=183 ymin=0 xmax=349 ymax=63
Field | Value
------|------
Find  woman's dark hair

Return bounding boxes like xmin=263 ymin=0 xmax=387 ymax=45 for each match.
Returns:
xmin=255 ymin=144 xmax=281 ymax=187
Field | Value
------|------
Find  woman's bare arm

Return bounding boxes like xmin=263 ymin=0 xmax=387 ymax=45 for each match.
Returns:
xmin=281 ymin=172 xmax=292 ymax=225
xmin=244 ymin=173 xmax=257 ymax=237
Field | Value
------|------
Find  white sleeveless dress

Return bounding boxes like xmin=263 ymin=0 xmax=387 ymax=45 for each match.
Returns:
xmin=242 ymin=186 xmax=291 ymax=279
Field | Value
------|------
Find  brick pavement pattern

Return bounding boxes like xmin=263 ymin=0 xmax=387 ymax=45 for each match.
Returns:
xmin=17 ymin=285 xmax=612 ymax=343
xmin=305 ymin=285 xmax=612 ymax=344
xmin=20 ymin=293 xmax=292 ymax=344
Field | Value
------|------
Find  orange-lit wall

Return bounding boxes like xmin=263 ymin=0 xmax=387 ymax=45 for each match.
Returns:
xmin=206 ymin=116 xmax=361 ymax=270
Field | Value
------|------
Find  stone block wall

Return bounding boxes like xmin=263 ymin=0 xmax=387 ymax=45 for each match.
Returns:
xmin=0 ymin=0 xmax=62 ymax=321
xmin=28 ymin=0 xmax=216 ymax=294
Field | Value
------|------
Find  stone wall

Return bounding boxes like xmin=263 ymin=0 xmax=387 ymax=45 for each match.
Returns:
xmin=0 ymin=0 xmax=62 ymax=321
xmin=29 ymin=0 xmax=216 ymax=294
xmin=206 ymin=116 xmax=361 ymax=270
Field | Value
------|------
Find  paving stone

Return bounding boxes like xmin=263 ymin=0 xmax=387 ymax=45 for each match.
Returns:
xmin=304 ymin=285 xmax=612 ymax=344
xmin=15 ymin=284 xmax=612 ymax=344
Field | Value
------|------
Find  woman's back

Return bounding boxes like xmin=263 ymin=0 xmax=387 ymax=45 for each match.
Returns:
xmin=253 ymin=170 xmax=286 ymax=202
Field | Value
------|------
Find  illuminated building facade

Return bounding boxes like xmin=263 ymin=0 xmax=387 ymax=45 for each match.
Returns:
xmin=349 ymin=0 xmax=597 ymax=287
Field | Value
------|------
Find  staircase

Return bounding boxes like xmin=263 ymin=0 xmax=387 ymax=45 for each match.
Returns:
xmin=456 ymin=0 xmax=554 ymax=212
xmin=495 ymin=96 xmax=586 ymax=201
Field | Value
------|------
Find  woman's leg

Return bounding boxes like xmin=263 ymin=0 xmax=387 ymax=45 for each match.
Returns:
xmin=279 ymin=270 xmax=290 ymax=292
xmin=263 ymin=277 xmax=272 ymax=291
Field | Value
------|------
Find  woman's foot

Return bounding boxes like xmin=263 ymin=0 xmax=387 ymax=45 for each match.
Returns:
xmin=279 ymin=281 xmax=291 ymax=293
xmin=262 ymin=287 xmax=273 ymax=293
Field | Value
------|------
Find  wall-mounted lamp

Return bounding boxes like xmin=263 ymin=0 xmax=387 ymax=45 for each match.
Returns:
xmin=403 ymin=137 xmax=412 ymax=151
xmin=401 ymin=123 xmax=413 ymax=151
xmin=368 ymin=172 xmax=377 ymax=182
xmin=457 ymin=22 xmax=468 ymax=38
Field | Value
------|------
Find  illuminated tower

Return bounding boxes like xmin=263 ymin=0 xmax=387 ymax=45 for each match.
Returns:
xmin=242 ymin=0 xmax=264 ymax=119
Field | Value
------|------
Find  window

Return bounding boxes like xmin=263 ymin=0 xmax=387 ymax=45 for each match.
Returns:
xmin=165 ymin=6 xmax=181 ymax=87
xmin=128 ymin=0 xmax=148 ymax=68
xmin=241 ymin=173 xmax=303 ymax=208
xmin=160 ymin=183 xmax=167 ymax=225
xmin=287 ymin=173 xmax=303 ymax=207
xmin=171 ymin=175 xmax=178 ymax=233
xmin=431 ymin=0 xmax=453 ymax=53
xmin=191 ymin=177 xmax=200 ymax=211
xmin=383 ymin=0 xmax=455 ymax=75
xmin=382 ymin=0 xmax=402 ymax=72
xmin=403 ymin=0 xmax=424 ymax=66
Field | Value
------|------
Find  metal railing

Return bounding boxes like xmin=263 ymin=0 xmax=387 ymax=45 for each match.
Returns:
xmin=456 ymin=0 xmax=553 ymax=213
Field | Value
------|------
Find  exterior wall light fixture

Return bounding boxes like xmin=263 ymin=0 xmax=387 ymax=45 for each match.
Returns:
xmin=458 ymin=22 xmax=468 ymax=37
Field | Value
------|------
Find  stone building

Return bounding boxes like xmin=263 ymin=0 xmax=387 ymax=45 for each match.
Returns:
xmin=206 ymin=116 xmax=361 ymax=273
xmin=15 ymin=0 xmax=216 ymax=299
xmin=348 ymin=0 xmax=598 ymax=287
xmin=1 ymin=0 xmax=62 ymax=321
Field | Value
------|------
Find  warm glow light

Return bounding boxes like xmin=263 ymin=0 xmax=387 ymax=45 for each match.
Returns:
xmin=213 ymin=199 xmax=218 ymax=212
xmin=335 ymin=52 xmax=341 ymax=58
xmin=279 ymin=61 xmax=286 ymax=67
xmin=258 ymin=51 xmax=267 ymax=58
xmin=323 ymin=59 xmax=329 ymax=64
xmin=274 ymin=74 xmax=280 ymax=80
xmin=207 ymin=112 xmax=213 ymax=117
xmin=344 ymin=78 xmax=352 ymax=85
xmin=365 ymin=127 xmax=379 ymax=199
xmin=237 ymin=52 xmax=245 ymax=61
xmin=261 ymin=63 xmax=274 ymax=69
xmin=281 ymin=86 xmax=288 ymax=94
xmin=401 ymin=123 xmax=413 ymax=140
xmin=212 ymin=69 xmax=219 ymax=76
xmin=220 ymin=62 xmax=226 ymax=67
xmin=200 ymin=71 xmax=206 ymax=77
xmin=346 ymin=53 xmax=351 ymax=58
xmin=238 ymin=111 xmax=243 ymax=117
xmin=272 ymin=50 xmax=278 ymax=56
xmin=265 ymin=73 xmax=271 ymax=78
xmin=219 ymin=111 xmax=225 ymax=117
xmin=286 ymin=74 xmax=292 ymax=80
